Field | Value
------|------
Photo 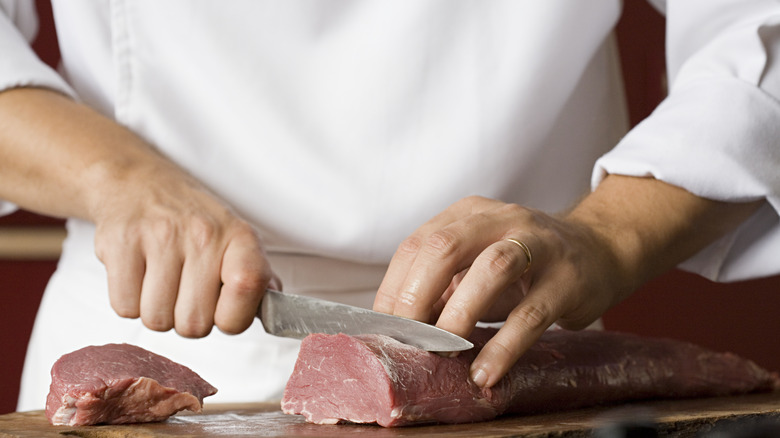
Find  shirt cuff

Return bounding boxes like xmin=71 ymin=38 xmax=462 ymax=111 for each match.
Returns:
xmin=0 ymin=5 xmax=75 ymax=97
xmin=0 ymin=200 xmax=18 ymax=217
xmin=592 ymin=78 xmax=780 ymax=281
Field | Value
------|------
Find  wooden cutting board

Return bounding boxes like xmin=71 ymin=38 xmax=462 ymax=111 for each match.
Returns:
xmin=2 ymin=392 xmax=779 ymax=438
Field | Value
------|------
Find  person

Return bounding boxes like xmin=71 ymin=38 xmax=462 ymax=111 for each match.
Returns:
xmin=1 ymin=1 xmax=778 ymax=410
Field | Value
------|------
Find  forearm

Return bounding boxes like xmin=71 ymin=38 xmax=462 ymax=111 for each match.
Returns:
xmin=566 ymin=174 xmax=764 ymax=290
xmin=0 ymin=87 xmax=182 ymax=221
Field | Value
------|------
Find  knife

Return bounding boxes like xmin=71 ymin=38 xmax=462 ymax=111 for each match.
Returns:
xmin=257 ymin=289 xmax=474 ymax=352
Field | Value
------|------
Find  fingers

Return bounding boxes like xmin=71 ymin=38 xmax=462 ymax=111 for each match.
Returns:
xmin=373 ymin=234 xmax=423 ymax=314
xmin=175 ymin=251 xmax=221 ymax=338
xmin=374 ymin=200 xmax=483 ymax=316
xmin=376 ymin=198 xmax=534 ymax=332
xmin=139 ymin=244 xmax=183 ymax=332
xmin=434 ymin=238 xmax=534 ymax=339
xmin=214 ymin=229 xmax=271 ymax=334
xmin=97 ymin=214 xmax=271 ymax=338
xmin=100 ymin=234 xmax=144 ymax=319
xmin=429 ymin=269 xmax=467 ymax=323
xmin=469 ymin=281 xmax=560 ymax=388
xmin=375 ymin=197 xmax=509 ymax=323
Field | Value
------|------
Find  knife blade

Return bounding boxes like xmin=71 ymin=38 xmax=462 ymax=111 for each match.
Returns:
xmin=257 ymin=289 xmax=474 ymax=352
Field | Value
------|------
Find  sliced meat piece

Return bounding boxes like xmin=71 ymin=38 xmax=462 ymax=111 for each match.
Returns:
xmin=281 ymin=328 xmax=780 ymax=427
xmin=46 ymin=343 xmax=217 ymax=426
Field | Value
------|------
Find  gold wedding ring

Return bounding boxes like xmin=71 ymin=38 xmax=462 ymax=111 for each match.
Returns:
xmin=505 ymin=238 xmax=532 ymax=276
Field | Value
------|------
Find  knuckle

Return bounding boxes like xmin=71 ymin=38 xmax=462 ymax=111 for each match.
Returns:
xmin=217 ymin=318 xmax=250 ymax=335
xmin=174 ymin=306 xmax=215 ymax=338
xmin=142 ymin=314 xmax=173 ymax=332
xmin=224 ymin=268 xmax=268 ymax=295
xmin=393 ymin=290 xmax=432 ymax=323
xmin=94 ymin=224 xmax=134 ymax=260
xmin=187 ymin=215 xmax=219 ymax=250
xmin=557 ymin=300 xmax=601 ymax=331
xmin=396 ymin=234 xmax=423 ymax=257
xmin=510 ymin=302 xmax=550 ymax=333
xmin=489 ymin=337 xmax=516 ymax=361
xmin=226 ymin=281 xmax=263 ymax=304
xmin=460 ymin=194 xmax=489 ymax=207
xmin=228 ymin=219 xmax=259 ymax=242
xmin=233 ymin=219 xmax=257 ymax=234
xmin=500 ymin=202 xmax=528 ymax=218
xmin=424 ymin=229 xmax=460 ymax=259
xmin=149 ymin=218 xmax=176 ymax=245
xmin=440 ymin=300 xmax=477 ymax=326
xmin=459 ymin=195 xmax=480 ymax=206
xmin=397 ymin=288 xmax=421 ymax=308
xmin=112 ymin=303 xmax=140 ymax=319
xmin=230 ymin=269 xmax=271 ymax=294
xmin=373 ymin=287 xmax=395 ymax=310
xmin=501 ymin=203 xmax=543 ymax=229
xmin=176 ymin=319 xmax=213 ymax=338
xmin=482 ymin=246 xmax=517 ymax=277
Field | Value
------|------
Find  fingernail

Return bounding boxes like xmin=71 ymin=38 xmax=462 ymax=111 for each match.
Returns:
xmin=471 ymin=367 xmax=488 ymax=388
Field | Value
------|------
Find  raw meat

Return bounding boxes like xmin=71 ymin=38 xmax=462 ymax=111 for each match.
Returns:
xmin=281 ymin=328 xmax=780 ymax=427
xmin=46 ymin=343 xmax=217 ymax=426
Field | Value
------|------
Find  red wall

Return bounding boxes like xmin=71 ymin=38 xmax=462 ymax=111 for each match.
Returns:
xmin=0 ymin=258 xmax=56 ymax=414
xmin=0 ymin=1 xmax=778 ymax=416
xmin=0 ymin=1 xmax=62 ymax=415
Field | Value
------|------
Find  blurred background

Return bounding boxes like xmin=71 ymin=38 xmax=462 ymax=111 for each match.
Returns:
xmin=1 ymin=0 xmax=778 ymax=415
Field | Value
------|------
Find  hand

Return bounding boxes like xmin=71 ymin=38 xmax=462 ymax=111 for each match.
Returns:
xmin=373 ymin=195 xmax=631 ymax=388
xmin=0 ymin=87 xmax=278 ymax=339
xmin=92 ymin=161 xmax=279 ymax=338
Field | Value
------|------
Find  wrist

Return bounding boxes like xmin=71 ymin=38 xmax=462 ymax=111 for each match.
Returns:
xmin=563 ymin=206 xmax=648 ymax=296
xmin=562 ymin=175 xmax=684 ymax=292
xmin=563 ymin=174 xmax=764 ymax=290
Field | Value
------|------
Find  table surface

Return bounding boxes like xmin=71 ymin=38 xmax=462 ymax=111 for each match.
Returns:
xmin=1 ymin=392 xmax=779 ymax=437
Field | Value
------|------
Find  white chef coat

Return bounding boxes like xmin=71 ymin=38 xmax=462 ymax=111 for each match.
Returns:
xmin=1 ymin=1 xmax=778 ymax=410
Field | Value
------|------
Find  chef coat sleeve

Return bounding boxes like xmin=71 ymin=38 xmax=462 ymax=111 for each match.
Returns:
xmin=0 ymin=0 xmax=77 ymax=216
xmin=592 ymin=0 xmax=780 ymax=282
